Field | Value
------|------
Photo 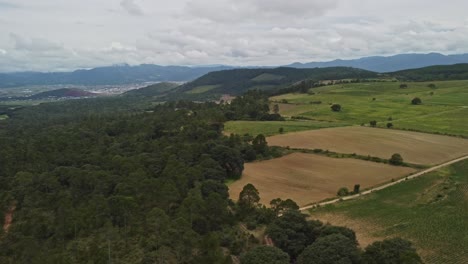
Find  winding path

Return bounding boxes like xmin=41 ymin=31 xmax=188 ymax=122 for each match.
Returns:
xmin=299 ymin=155 xmax=468 ymax=211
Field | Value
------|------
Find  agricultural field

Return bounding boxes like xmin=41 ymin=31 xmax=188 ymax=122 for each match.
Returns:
xmin=308 ymin=159 xmax=468 ymax=264
xmin=228 ymin=153 xmax=416 ymax=206
xmin=224 ymin=120 xmax=348 ymax=137
xmin=270 ymin=80 xmax=468 ymax=137
xmin=267 ymin=126 xmax=468 ymax=165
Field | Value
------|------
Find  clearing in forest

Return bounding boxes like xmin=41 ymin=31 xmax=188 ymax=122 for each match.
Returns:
xmin=228 ymin=153 xmax=416 ymax=206
xmin=267 ymin=126 xmax=468 ymax=165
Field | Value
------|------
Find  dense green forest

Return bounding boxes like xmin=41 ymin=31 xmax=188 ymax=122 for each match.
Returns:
xmin=0 ymin=92 xmax=421 ymax=263
xmin=171 ymin=67 xmax=378 ymax=100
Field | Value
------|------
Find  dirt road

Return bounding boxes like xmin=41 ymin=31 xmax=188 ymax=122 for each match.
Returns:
xmin=299 ymin=155 xmax=468 ymax=211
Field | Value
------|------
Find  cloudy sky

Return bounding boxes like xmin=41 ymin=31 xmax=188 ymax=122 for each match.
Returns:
xmin=1 ymin=0 xmax=468 ymax=72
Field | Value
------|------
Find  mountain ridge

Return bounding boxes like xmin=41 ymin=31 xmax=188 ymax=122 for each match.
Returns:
xmin=287 ymin=53 xmax=468 ymax=72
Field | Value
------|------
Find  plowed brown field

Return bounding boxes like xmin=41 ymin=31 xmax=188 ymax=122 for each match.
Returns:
xmin=229 ymin=153 xmax=416 ymax=206
xmin=267 ymin=127 xmax=468 ymax=165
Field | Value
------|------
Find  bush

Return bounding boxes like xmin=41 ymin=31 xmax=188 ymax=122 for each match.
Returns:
xmin=386 ymin=123 xmax=393 ymax=128
xmin=279 ymin=127 xmax=284 ymax=134
xmin=389 ymin=153 xmax=404 ymax=165
xmin=331 ymin=104 xmax=342 ymax=112
xmin=411 ymin=97 xmax=422 ymax=105
xmin=370 ymin=120 xmax=377 ymax=127
xmin=400 ymin=84 xmax=408 ymax=89
xmin=337 ymin=187 xmax=349 ymax=196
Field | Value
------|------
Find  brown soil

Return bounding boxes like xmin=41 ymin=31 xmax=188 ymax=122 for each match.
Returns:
xmin=267 ymin=126 xmax=468 ymax=165
xmin=229 ymin=153 xmax=416 ymax=206
xmin=3 ymin=204 xmax=16 ymax=234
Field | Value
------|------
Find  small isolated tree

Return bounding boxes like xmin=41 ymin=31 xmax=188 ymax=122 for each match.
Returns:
xmin=273 ymin=104 xmax=280 ymax=114
xmin=337 ymin=187 xmax=349 ymax=197
xmin=411 ymin=97 xmax=422 ymax=105
xmin=331 ymin=104 xmax=342 ymax=112
xmin=386 ymin=123 xmax=393 ymax=129
xmin=241 ymin=246 xmax=290 ymax=264
xmin=370 ymin=120 xmax=377 ymax=127
xmin=389 ymin=153 xmax=404 ymax=165
xmin=238 ymin=184 xmax=260 ymax=210
xmin=252 ymin=134 xmax=268 ymax=155
xmin=353 ymin=184 xmax=360 ymax=194
xmin=399 ymin=84 xmax=408 ymax=89
xmin=363 ymin=238 xmax=423 ymax=264
xmin=427 ymin=83 xmax=436 ymax=89
xmin=279 ymin=127 xmax=284 ymax=134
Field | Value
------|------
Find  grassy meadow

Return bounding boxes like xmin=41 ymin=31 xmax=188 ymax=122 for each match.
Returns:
xmin=269 ymin=80 xmax=468 ymax=137
xmin=308 ymin=159 xmax=468 ymax=264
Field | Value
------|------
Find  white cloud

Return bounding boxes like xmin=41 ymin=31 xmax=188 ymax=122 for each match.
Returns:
xmin=0 ymin=0 xmax=467 ymax=71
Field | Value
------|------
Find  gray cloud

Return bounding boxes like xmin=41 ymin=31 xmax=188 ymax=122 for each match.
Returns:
xmin=0 ymin=1 xmax=19 ymax=9
xmin=120 ymin=0 xmax=144 ymax=16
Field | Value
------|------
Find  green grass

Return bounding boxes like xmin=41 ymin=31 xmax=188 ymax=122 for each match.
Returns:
xmin=186 ymin=85 xmax=220 ymax=94
xmin=224 ymin=120 xmax=349 ymax=137
xmin=309 ymin=160 xmax=468 ymax=264
xmin=271 ymin=80 xmax=468 ymax=137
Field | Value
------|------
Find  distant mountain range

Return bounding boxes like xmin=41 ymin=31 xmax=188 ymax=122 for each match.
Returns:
xmin=287 ymin=53 xmax=468 ymax=72
xmin=0 ymin=64 xmax=233 ymax=88
xmin=1 ymin=53 xmax=468 ymax=88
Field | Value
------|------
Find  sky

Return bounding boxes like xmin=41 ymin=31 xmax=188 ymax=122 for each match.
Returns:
xmin=1 ymin=0 xmax=468 ymax=72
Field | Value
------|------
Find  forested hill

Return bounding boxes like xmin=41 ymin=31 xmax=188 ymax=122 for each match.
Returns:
xmin=173 ymin=67 xmax=378 ymax=99
xmin=123 ymin=82 xmax=180 ymax=97
xmin=390 ymin=63 xmax=468 ymax=81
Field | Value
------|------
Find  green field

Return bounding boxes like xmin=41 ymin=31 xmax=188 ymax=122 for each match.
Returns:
xmin=271 ymin=80 xmax=468 ymax=137
xmin=185 ymin=84 xmax=220 ymax=94
xmin=309 ymin=160 xmax=468 ymax=264
xmin=224 ymin=120 xmax=349 ymax=137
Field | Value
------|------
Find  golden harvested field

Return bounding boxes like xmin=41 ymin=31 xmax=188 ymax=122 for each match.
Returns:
xmin=228 ymin=153 xmax=416 ymax=206
xmin=267 ymin=126 xmax=468 ymax=165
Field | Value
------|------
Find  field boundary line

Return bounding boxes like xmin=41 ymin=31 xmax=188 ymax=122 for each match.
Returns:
xmin=299 ymin=155 xmax=468 ymax=211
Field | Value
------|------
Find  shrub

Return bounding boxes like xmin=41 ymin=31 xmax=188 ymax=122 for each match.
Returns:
xmin=370 ymin=120 xmax=377 ymax=127
xmin=279 ymin=127 xmax=284 ymax=134
xmin=399 ymin=84 xmax=408 ymax=89
xmin=331 ymin=104 xmax=342 ymax=112
xmin=411 ymin=97 xmax=422 ymax=105
xmin=389 ymin=153 xmax=404 ymax=165
xmin=386 ymin=123 xmax=393 ymax=128
xmin=337 ymin=187 xmax=349 ymax=196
